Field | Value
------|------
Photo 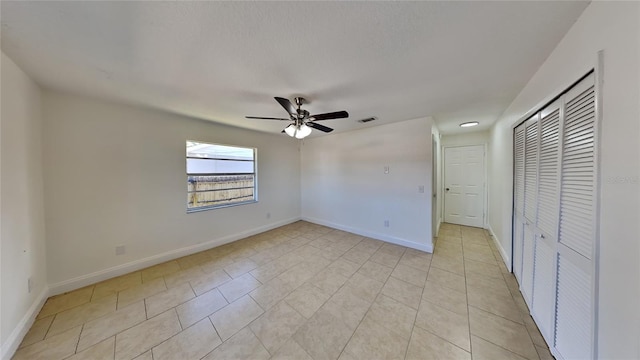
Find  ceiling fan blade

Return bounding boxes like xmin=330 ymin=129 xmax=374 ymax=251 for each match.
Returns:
xmin=274 ymin=97 xmax=297 ymax=116
xmin=309 ymin=111 xmax=349 ymax=121
xmin=307 ymin=122 xmax=334 ymax=133
xmin=245 ymin=116 xmax=291 ymax=120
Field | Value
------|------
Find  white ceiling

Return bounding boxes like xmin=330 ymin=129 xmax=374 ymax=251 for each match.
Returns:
xmin=1 ymin=1 xmax=588 ymax=136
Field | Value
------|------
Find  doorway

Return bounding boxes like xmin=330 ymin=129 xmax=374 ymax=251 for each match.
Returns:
xmin=443 ymin=145 xmax=485 ymax=227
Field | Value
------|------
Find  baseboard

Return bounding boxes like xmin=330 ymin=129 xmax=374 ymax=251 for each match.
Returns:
xmin=302 ymin=216 xmax=433 ymax=253
xmin=48 ymin=217 xmax=301 ymax=296
xmin=435 ymin=219 xmax=441 ymax=238
xmin=488 ymin=224 xmax=511 ymax=272
xmin=1 ymin=286 xmax=50 ymax=360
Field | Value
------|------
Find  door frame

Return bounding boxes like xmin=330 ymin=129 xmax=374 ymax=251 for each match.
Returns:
xmin=441 ymin=143 xmax=488 ymax=229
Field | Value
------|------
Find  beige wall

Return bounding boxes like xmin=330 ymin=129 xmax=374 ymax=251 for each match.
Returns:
xmin=301 ymin=117 xmax=433 ymax=251
xmin=42 ymin=91 xmax=302 ymax=289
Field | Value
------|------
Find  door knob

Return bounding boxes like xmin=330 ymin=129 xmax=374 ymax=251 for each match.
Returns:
xmin=446 ymin=188 xmax=450 ymax=191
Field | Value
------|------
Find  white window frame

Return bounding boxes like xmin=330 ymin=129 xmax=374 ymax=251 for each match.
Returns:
xmin=186 ymin=140 xmax=257 ymax=213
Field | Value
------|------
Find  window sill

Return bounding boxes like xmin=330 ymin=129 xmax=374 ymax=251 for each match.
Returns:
xmin=186 ymin=200 xmax=258 ymax=214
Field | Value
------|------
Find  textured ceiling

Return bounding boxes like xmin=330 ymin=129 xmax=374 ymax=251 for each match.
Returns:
xmin=1 ymin=1 xmax=589 ymax=136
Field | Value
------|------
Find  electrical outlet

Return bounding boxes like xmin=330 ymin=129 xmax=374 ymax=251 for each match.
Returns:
xmin=266 ymin=212 xmax=271 ymax=219
xmin=28 ymin=277 xmax=32 ymax=293
xmin=384 ymin=165 xmax=390 ymax=174
xmin=418 ymin=185 xmax=425 ymax=193
xmin=384 ymin=220 xmax=390 ymax=227
xmin=115 ymin=245 xmax=126 ymax=256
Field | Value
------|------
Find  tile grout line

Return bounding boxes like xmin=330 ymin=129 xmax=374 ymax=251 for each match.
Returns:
xmin=247 ymin=326 xmax=271 ymax=356
xmin=43 ymin=313 xmax=57 ymax=342
xmin=468 ymin=226 xmax=545 ymax=359
xmin=401 ymin=238 xmax=434 ymax=359
xmin=112 ymin=334 xmax=116 ymax=360
xmin=73 ymin=323 xmax=84 ymax=356
xmin=458 ymin=227 xmax=475 ymax=357
xmin=334 ymin=239 xmax=388 ymax=360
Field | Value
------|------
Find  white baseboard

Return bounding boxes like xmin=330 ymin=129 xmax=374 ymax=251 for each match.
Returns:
xmin=302 ymin=216 xmax=433 ymax=253
xmin=1 ymin=286 xmax=50 ymax=360
xmin=488 ymin=224 xmax=511 ymax=272
xmin=48 ymin=217 xmax=300 ymax=296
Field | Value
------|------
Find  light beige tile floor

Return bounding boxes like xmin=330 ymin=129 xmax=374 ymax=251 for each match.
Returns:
xmin=13 ymin=221 xmax=555 ymax=360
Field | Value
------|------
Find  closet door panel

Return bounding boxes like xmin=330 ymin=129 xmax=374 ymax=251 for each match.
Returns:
xmin=532 ymin=235 xmax=554 ymax=338
xmin=555 ymin=250 xmax=592 ymax=360
xmin=524 ymin=117 xmax=539 ymax=224
xmin=537 ymin=103 xmax=561 ymax=237
xmin=513 ymin=124 xmax=526 ymax=282
xmin=559 ymin=77 xmax=596 ymax=260
xmin=521 ymin=116 xmax=538 ymax=307
xmin=521 ymin=223 xmax=535 ymax=306
xmin=513 ymin=216 xmax=524 ymax=282
xmin=555 ymin=73 xmax=596 ymax=359
xmin=514 ymin=124 xmax=526 ymax=214
xmin=531 ymin=100 xmax=561 ymax=341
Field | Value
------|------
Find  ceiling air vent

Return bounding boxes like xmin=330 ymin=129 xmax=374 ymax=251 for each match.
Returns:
xmin=357 ymin=117 xmax=377 ymax=123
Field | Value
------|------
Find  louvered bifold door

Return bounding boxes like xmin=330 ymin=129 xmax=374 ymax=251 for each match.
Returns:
xmin=532 ymin=100 xmax=561 ymax=341
xmin=513 ymin=124 xmax=526 ymax=282
xmin=555 ymin=73 xmax=596 ymax=360
xmin=521 ymin=115 xmax=539 ymax=306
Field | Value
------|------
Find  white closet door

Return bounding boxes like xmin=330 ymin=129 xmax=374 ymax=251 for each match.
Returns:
xmin=521 ymin=224 xmax=535 ymax=305
xmin=513 ymin=218 xmax=524 ymax=282
xmin=533 ymin=237 xmax=554 ymax=336
xmin=513 ymin=124 xmax=526 ymax=282
xmin=521 ymin=115 xmax=539 ymax=306
xmin=512 ymin=72 xmax=598 ymax=360
xmin=524 ymin=116 xmax=539 ymax=224
xmin=532 ymin=100 xmax=561 ymax=340
xmin=558 ymin=77 xmax=596 ymax=259
xmin=555 ymin=74 xmax=596 ymax=359
xmin=537 ymin=103 xmax=561 ymax=237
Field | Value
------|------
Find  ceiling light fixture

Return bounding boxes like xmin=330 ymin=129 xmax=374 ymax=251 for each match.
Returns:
xmin=460 ymin=121 xmax=479 ymax=128
xmin=295 ymin=124 xmax=312 ymax=139
xmin=284 ymin=123 xmax=312 ymax=139
xmin=284 ymin=124 xmax=297 ymax=137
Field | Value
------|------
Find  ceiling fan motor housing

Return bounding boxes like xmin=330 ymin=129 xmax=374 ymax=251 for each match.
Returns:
xmin=246 ymin=96 xmax=348 ymax=136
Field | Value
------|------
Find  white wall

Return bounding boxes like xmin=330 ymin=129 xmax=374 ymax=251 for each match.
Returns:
xmin=1 ymin=53 xmax=48 ymax=358
xmin=440 ymin=130 xmax=489 ymax=147
xmin=42 ymin=91 xmax=301 ymax=289
xmin=301 ymin=117 xmax=433 ymax=252
xmin=487 ymin=2 xmax=640 ymax=358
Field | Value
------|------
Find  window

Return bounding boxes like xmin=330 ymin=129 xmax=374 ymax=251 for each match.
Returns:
xmin=186 ymin=141 xmax=256 ymax=212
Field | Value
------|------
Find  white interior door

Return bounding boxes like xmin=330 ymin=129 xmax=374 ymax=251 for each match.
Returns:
xmin=444 ymin=145 xmax=485 ymax=227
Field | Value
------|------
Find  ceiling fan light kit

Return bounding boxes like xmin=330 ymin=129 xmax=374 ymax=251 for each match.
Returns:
xmin=247 ymin=96 xmax=349 ymax=139
xmin=284 ymin=123 xmax=312 ymax=139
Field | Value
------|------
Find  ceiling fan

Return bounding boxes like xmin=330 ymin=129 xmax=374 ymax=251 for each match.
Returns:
xmin=246 ymin=97 xmax=349 ymax=139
